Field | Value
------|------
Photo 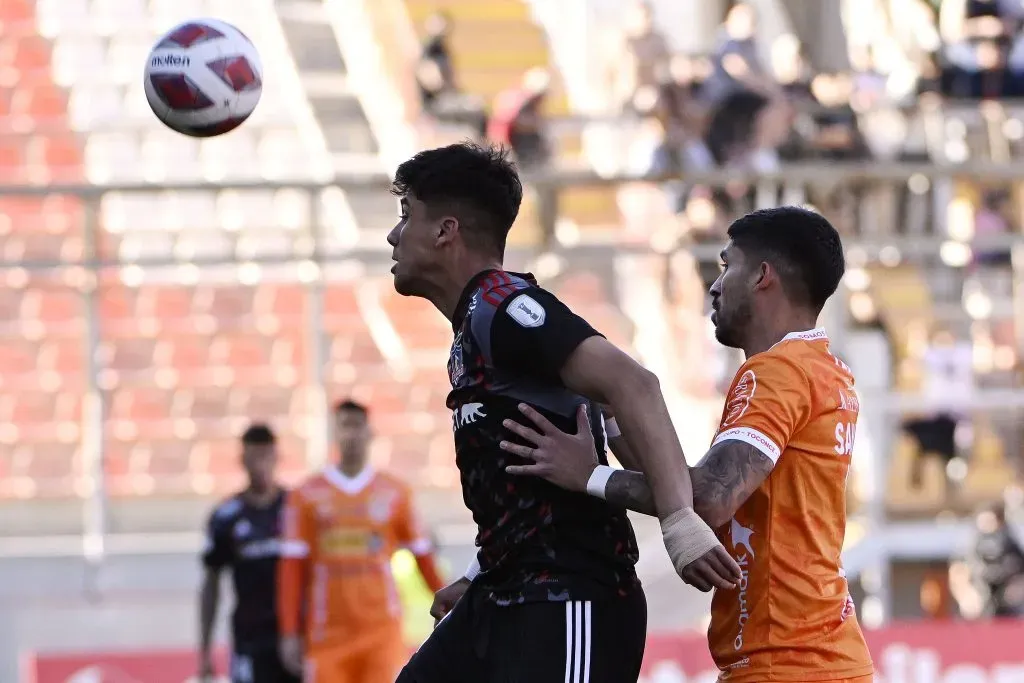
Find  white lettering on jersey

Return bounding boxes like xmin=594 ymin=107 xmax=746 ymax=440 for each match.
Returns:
xmin=834 ymin=421 xmax=857 ymax=456
xmin=506 ymin=294 xmax=546 ymax=328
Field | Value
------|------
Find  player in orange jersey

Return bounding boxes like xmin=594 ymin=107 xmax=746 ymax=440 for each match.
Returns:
xmin=500 ymin=207 xmax=874 ymax=683
xmin=277 ymin=399 xmax=445 ymax=683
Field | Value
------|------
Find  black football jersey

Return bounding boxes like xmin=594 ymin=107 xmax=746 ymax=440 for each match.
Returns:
xmin=447 ymin=269 xmax=640 ymax=605
xmin=202 ymin=490 xmax=286 ymax=645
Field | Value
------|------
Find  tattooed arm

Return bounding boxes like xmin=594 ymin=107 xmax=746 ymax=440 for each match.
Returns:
xmin=602 ymin=440 xmax=775 ymax=527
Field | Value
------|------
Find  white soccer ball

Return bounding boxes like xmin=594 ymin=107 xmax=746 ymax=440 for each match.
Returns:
xmin=144 ymin=18 xmax=263 ymax=137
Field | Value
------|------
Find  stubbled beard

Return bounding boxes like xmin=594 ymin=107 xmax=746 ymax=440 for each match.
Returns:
xmin=714 ymin=299 xmax=751 ymax=349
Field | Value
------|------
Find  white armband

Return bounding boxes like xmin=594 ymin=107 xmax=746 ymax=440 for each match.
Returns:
xmin=464 ymin=555 xmax=481 ymax=580
xmin=604 ymin=417 xmax=621 ymax=439
xmin=586 ymin=465 xmax=616 ymax=499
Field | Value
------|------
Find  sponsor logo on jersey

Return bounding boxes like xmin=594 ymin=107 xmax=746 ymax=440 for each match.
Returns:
xmin=730 ymin=517 xmax=756 ymax=652
xmin=452 ymin=402 xmax=486 ymax=430
xmin=506 ymin=294 xmax=546 ymax=328
xmin=239 ymin=538 xmax=280 ymax=560
xmin=722 ymin=369 xmax=756 ymax=427
xmin=319 ymin=529 xmax=374 ymax=557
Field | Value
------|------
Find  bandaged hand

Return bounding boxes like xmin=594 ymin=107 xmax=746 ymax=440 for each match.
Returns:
xmin=661 ymin=508 xmax=742 ymax=592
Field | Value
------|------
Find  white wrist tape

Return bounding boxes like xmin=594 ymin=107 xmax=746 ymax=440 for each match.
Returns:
xmin=661 ymin=508 xmax=722 ymax=574
xmin=464 ymin=555 xmax=481 ymax=581
xmin=586 ymin=465 xmax=615 ymax=499
xmin=604 ymin=417 xmax=621 ymax=439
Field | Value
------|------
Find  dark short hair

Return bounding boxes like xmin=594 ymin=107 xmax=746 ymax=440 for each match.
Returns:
xmin=726 ymin=206 xmax=845 ymax=312
xmin=241 ymin=423 xmax=275 ymax=446
xmin=391 ymin=142 xmax=523 ymax=256
xmin=334 ymin=399 xmax=368 ymax=417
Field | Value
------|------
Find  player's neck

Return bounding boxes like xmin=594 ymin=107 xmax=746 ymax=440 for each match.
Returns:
xmin=433 ymin=255 xmax=504 ymax=321
xmin=337 ymin=461 xmax=366 ymax=478
xmin=742 ymin=314 xmax=820 ymax=358
xmin=242 ymin=484 xmax=280 ymax=508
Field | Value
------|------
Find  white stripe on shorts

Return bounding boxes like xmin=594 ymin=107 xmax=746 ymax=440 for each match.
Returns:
xmin=564 ymin=600 xmax=593 ymax=683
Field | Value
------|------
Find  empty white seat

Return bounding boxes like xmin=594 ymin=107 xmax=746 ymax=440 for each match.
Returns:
xmin=175 ymin=230 xmax=234 ymax=262
xmin=119 ymin=231 xmax=176 ymax=261
xmin=101 ymin=192 xmax=159 ymax=234
xmin=36 ymin=0 xmax=90 ymax=38
xmin=52 ymin=37 xmax=106 ymax=87
xmin=216 ymin=190 xmax=276 ymax=232
xmin=106 ymin=37 xmax=151 ymax=85
xmin=236 ymin=230 xmax=294 ymax=260
xmin=69 ymin=85 xmax=123 ymax=132
xmin=85 ymin=133 xmax=141 ymax=184
xmin=92 ymin=0 xmax=148 ymax=34
xmin=272 ymin=189 xmax=312 ymax=231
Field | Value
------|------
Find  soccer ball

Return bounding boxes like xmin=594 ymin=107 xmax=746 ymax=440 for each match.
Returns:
xmin=144 ymin=18 xmax=263 ymax=137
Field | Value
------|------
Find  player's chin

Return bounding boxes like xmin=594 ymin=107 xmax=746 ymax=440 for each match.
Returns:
xmin=713 ymin=323 xmax=740 ymax=349
xmin=391 ymin=270 xmax=417 ymax=297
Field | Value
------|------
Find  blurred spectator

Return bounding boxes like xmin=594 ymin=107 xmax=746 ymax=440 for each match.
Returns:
xmin=613 ymin=0 xmax=671 ymax=113
xmin=973 ymin=188 xmax=1014 ymax=266
xmin=902 ymin=328 xmax=974 ymax=469
xmin=939 ymin=0 xmax=1024 ymax=97
xmin=702 ymin=2 xmax=793 ymax=170
xmin=920 ymin=569 xmax=954 ymax=619
xmin=967 ymin=503 xmax=1024 ymax=617
xmin=487 ymin=68 xmax=552 ymax=171
xmin=415 ymin=12 xmax=488 ymax=138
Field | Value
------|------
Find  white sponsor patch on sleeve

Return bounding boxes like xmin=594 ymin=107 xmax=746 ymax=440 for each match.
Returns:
xmin=506 ymin=294 xmax=546 ymax=328
xmin=712 ymin=426 xmax=782 ymax=464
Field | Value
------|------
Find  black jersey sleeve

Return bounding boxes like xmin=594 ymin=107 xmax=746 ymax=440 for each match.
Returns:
xmin=482 ymin=287 xmax=603 ymax=381
xmin=202 ymin=500 xmax=237 ymax=570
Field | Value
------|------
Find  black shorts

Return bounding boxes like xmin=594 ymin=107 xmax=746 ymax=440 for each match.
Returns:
xmin=397 ymin=583 xmax=647 ymax=683
xmin=231 ymin=642 xmax=301 ymax=683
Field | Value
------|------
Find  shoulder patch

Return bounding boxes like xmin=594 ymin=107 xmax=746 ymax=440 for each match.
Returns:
xmin=213 ymin=497 xmax=243 ymax=520
xmin=506 ymin=294 xmax=546 ymax=328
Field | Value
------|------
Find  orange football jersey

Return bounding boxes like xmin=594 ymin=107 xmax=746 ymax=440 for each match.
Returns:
xmin=707 ymin=329 xmax=873 ymax=682
xmin=278 ymin=466 xmax=432 ymax=649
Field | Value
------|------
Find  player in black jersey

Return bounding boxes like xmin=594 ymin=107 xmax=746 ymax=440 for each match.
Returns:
xmin=198 ymin=424 xmax=299 ymax=683
xmin=386 ymin=143 xmax=741 ymax=683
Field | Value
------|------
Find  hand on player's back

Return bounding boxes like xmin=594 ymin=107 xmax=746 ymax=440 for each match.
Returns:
xmin=501 ymin=403 xmax=596 ymax=491
xmin=430 ymin=576 xmax=472 ymax=625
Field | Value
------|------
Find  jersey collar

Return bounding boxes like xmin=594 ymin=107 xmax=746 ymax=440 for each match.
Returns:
xmin=323 ymin=465 xmax=375 ymax=495
xmin=774 ymin=327 xmax=829 ymax=347
xmin=451 ymin=268 xmax=537 ymax=331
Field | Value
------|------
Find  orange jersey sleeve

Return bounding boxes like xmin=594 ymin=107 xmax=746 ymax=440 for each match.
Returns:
xmin=278 ymin=488 xmax=313 ymax=638
xmin=711 ymin=352 xmax=812 ymax=466
xmin=392 ymin=483 xmax=445 ymax=592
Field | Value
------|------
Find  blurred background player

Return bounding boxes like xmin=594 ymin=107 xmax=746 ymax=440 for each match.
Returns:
xmin=199 ymin=424 xmax=298 ymax=683
xmin=277 ymin=400 xmax=445 ymax=683
xmin=501 ymin=207 xmax=874 ymax=682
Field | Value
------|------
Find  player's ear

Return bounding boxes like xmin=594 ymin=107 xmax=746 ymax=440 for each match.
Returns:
xmin=435 ymin=216 xmax=458 ymax=246
xmin=752 ymin=261 xmax=774 ymax=292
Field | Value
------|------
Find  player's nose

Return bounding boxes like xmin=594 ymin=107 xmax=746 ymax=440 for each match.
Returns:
xmin=386 ymin=225 xmax=399 ymax=248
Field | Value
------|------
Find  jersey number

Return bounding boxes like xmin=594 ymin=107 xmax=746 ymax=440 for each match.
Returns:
xmin=834 ymin=421 xmax=857 ymax=456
